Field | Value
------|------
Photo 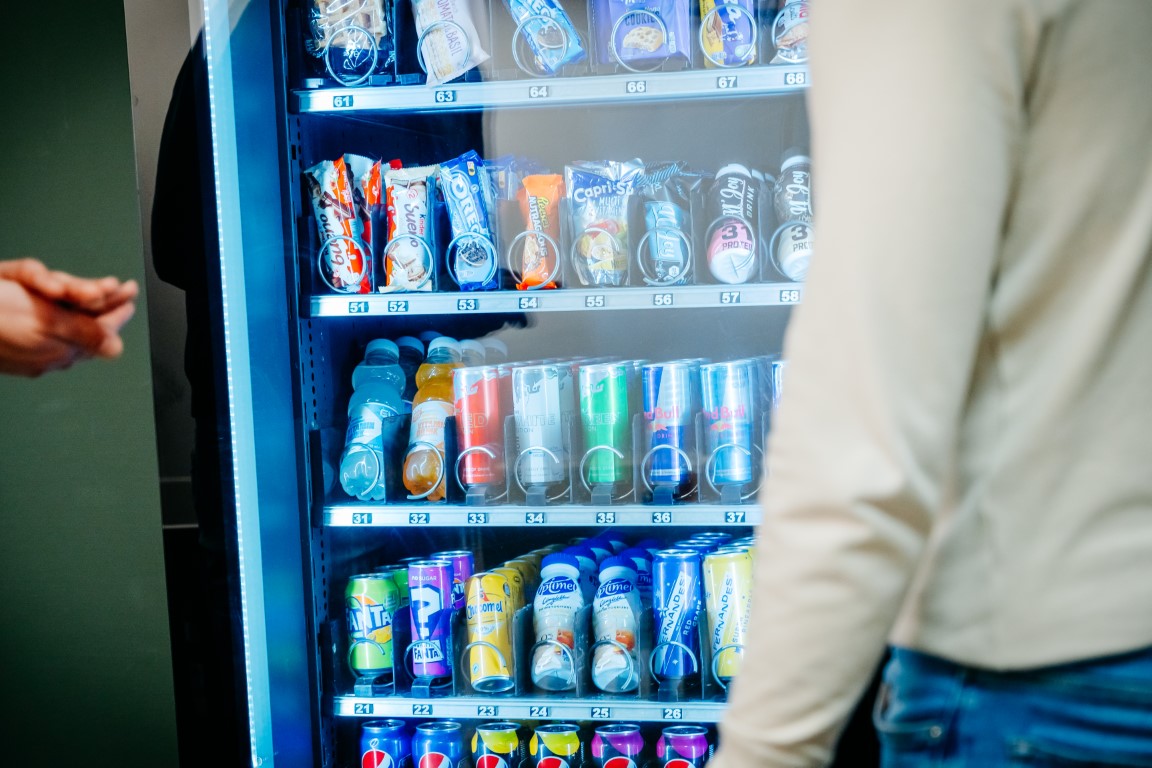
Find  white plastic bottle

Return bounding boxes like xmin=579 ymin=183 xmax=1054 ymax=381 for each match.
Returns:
xmin=564 ymin=544 xmax=599 ymax=603
xmin=591 ymin=557 xmax=642 ymax=693
xmin=340 ymin=339 xmax=406 ymax=501
xmin=531 ymin=553 xmax=585 ymax=691
xmin=459 ymin=338 xmax=487 ymax=367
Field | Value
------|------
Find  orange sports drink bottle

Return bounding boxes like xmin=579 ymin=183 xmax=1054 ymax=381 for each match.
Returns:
xmin=403 ymin=337 xmax=462 ymax=501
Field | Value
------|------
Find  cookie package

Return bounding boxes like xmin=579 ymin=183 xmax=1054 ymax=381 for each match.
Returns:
xmin=593 ymin=0 xmax=691 ymax=69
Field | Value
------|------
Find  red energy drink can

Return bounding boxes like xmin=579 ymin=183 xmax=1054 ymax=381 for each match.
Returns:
xmin=656 ymin=726 xmax=710 ymax=768
xmin=454 ymin=365 xmax=505 ymax=487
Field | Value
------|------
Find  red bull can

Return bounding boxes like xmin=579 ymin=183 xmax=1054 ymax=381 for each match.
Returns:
xmin=700 ymin=360 xmax=758 ymax=486
xmin=408 ymin=560 xmax=454 ymax=678
xmin=655 ymin=726 xmax=710 ymax=768
xmin=529 ymin=723 xmax=583 ymax=768
xmin=591 ymin=723 xmax=645 ymax=768
xmin=703 ymin=549 xmax=754 ymax=681
xmin=347 ymin=573 xmax=400 ymax=677
xmin=361 ymin=719 xmax=412 ymax=768
xmin=642 ymin=362 xmax=699 ymax=491
xmin=471 ymin=721 xmax=523 ymax=768
xmin=454 ymin=365 xmax=505 ymax=487
xmin=513 ymin=364 xmax=575 ymax=486
xmin=652 ymin=549 xmax=703 ymax=679
xmin=413 ymin=721 xmax=467 ymax=768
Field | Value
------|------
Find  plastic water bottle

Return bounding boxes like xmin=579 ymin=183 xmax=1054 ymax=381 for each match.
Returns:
xmin=395 ymin=335 xmax=424 ymax=404
xmin=340 ymin=339 xmax=407 ymax=501
xmin=592 ymin=557 xmax=642 ymax=693
xmin=402 ymin=337 xmax=461 ymax=501
xmin=531 ymin=553 xmax=584 ymax=692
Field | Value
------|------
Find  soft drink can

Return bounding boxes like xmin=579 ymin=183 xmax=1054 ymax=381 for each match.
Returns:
xmin=689 ymin=532 xmax=732 ymax=546
xmin=700 ymin=360 xmax=758 ymax=486
xmin=431 ymin=550 xmax=475 ymax=611
xmin=491 ymin=566 xmax=526 ymax=609
xmin=652 ymin=549 xmax=703 ymax=679
xmin=472 ymin=722 xmax=523 ymax=768
xmin=361 ymin=719 xmax=412 ymax=768
xmin=374 ymin=564 xmax=411 ymax=608
xmin=505 ymin=557 xmax=539 ymax=588
xmin=454 ymin=365 xmax=506 ymax=487
xmin=655 ymin=726 xmax=710 ymax=768
xmin=704 ymin=549 xmax=754 ymax=681
xmin=513 ymin=364 xmax=574 ymax=486
xmin=407 ymin=560 xmax=454 ymax=678
xmin=465 ymin=572 xmax=516 ymax=692
xmin=347 ymin=573 xmax=400 ymax=677
xmin=578 ymin=362 xmax=633 ymax=485
xmin=529 ymin=723 xmax=583 ymax=768
xmin=635 ymin=538 xmax=664 ymax=556
xmin=591 ymin=724 xmax=645 ymax=768
xmin=673 ymin=540 xmax=717 ymax=556
xmin=642 ymin=362 xmax=698 ymax=489
xmin=413 ymin=720 xmax=467 ymax=768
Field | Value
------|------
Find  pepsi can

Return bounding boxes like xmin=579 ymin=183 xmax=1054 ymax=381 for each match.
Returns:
xmin=408 ymin=560 xmax=454 ymax=678
xmin=361 ymin=719 xmax=412 ymax=768
xmin=655 ymin=725 xmax=710 ymax=768
xmin=652 ymin=549 xmax=703 ymax=679
xmin=642 ymin=362 xmax=699 ymax=491
xmin=471 ymin=721 xmax=523 ymax=768
xmin=431 ymin=550 xmax=476 ymax=611
xmin=591 ymin=724 xmax=645 ymax=768
xmin=413 ymin=721 xmax=467 ymax=768
xmin=700 ymin=360 xmax=758 ymax=486
xmin=529 ymin=723 xmax=583 ymax=768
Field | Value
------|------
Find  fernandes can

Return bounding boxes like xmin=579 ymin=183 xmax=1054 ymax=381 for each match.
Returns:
xmin=361 ymin=720 xmax=412 ymax=768
xmin=413 ymin=721 xmax=467 ymax=768
xmin=529 ymin=723 xmax=583 ymax=768
xmin=703 ymin=549 xmax=754 ymax=682
xmin=651 ymin=549 xmax=703 ymax=680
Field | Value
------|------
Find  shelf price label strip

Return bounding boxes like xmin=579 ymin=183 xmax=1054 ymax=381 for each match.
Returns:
xmin=326 ymin=504 xmax=761 ymax=527
xmin=335 ymin=695 xmax=728 ymax=723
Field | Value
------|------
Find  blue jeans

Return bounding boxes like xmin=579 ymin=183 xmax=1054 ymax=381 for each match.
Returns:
xmin=873 ymin=646 xmax=1152 ymax=767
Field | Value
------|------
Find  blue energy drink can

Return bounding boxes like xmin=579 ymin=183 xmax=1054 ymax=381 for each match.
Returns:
xmin=642 ymin=362 xmax=699 ymax=489
xmin=651 ymin=549 xmax=703 ymax=679
xmin=701 ymin=360 xmax=758 ymax=486
xmin=361 ymin=720 xmax=412 ymax=768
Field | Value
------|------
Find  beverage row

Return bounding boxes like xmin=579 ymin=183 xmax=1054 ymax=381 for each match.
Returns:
xmin=304 ymin=0 xmax=808 ymax=86
xmin=337 ymin=334 xmax=784 ymax=505
xmin=305 ymin=151 xmax=812 ymax=295
xmin=356 ymin=720 xmax=716 ymax=768
xmin=346 ymin=530 xmax=754 ymax=697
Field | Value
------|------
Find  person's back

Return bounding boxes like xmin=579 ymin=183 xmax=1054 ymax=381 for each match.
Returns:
xmin=714 ymin=2 xmax=1152 ymax=766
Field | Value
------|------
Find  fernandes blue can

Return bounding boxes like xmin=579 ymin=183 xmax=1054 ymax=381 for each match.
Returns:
xmin=701 ymin=360 xmax=758 ymax=486
xmin=361 ymin=719 xmax=412 ymax=768
xmin=651 ymin=549 xmax=703 ymax=679
xmin=408 ymin=560 xmax=455 ymax=679
xmin=642 ymin=362 xmax=699 ymax=491
xmin=413 ymin=720 xmax=467 ymax=768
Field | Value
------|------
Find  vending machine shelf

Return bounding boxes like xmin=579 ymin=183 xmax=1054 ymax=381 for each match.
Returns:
xmin=309 ymin=283 xmax=803 ymax=318
xmin=294 ymin=66 xmax=809 ymax=115
xmin=334 ymin=694 xmax=728 ymax=723
xmin=324 ymin=503 xmax=759 ymax=528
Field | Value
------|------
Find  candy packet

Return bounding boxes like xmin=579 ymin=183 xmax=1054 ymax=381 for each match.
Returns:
xmin=515 ymin=174 xmax=565 ymax=290
xmin=634 ymin=162 xmax=703 ymax=286
xmin=699 ymin=0 xmax=757 ymax=68
xmin=503 ymin=0 xmax=586 ymax=75
xmin=305 ymin=157 xmax=373 ymax=293
xmin=771 ymin=0 xmax=809 ymax=64
xmin=411 ymin=0 xmax=490 ymax=85
xmin=383 ymin=164 xmax=439 ymax=292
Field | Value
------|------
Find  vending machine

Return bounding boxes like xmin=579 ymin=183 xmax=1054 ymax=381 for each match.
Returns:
xmin=199 ymin=0 xmax=811 ymax=765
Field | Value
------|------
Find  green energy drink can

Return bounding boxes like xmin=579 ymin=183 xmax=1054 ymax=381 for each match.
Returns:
xmin=347 ymin=573 xmax=401 ymax=677
xmin=578 ymin=362 xmax=633 ymax=485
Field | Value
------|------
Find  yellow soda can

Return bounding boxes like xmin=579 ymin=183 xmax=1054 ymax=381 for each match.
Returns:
xmin=703 ymin=549 xmax=754 ymax=682
xmin=491 ymin=566 xmax=526 ymax=609
xmin=465 ymin=571 xmax=516 ymax=692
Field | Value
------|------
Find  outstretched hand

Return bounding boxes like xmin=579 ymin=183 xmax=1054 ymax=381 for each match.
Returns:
xmin=0 ymin=259 xmax=139 ymax=377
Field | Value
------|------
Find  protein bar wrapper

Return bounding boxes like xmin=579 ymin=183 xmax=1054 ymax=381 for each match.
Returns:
xmin=384 ymin=164 xmax=439 ymax=292
xmin=771 ymin=0 xmax=809 ymax=64
xmin=593 ymin=0 xmax=691 ymax=68
xmin=516 ymin=174 xmax=565 ymax=290
xmin=565 ymin=159 xmax=643 ymax=287
xmin=503 ymin=0 xmax=586 ymax=75
xmin=412 ymin=0 xmax=490 ymax=85
xmin=305 ymin=157 xmax=372 ymax=294
xmin=439 ymin=151 xmax=499 ymax=291
xmin=699 ymin=0 xmax=757 ymax=67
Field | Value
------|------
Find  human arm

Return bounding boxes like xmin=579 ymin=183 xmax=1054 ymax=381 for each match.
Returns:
xmin=710 ymin=1 xmax=1043 ymax=765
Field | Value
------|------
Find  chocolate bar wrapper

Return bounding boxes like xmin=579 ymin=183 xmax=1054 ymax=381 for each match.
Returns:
xmin=771 ymin=0 xmax=809 ymax=64
xmin=593 ymin=0 xmax=691 ymax=67
xmin=384 ymin=164 xmax=439 ymax=292
xmin=699 ymin=0 xmax=757 ymax=67
xmin=345 ymin=154 xmax=384 ymax=290
xmin=439 ymin=151 xmax=499 ymax=291
xmin=305 ymin=157 xmax=372 ymax=293
xmin=565 ymin=160 xmax=643 ymax=287
xmin=412 ymin=0 xmax=490 ymax=85
xmin=306 ymin=0 xmax=395 ymax=81
xmin=516 ymin=174 xmax=565 ymax=290
xmin=636 ymin=162 xmax=702 ymax=286
xmin=504 ymin=0 xmax=586 ymax=75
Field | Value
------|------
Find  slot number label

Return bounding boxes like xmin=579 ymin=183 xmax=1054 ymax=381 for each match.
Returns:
xmin=626 ymin=80 xmax=647 ymax=95
xmin=477 ymin=705 xmax=498 ymax=717
xmin=348 ymin=300 xmax=370 ymax=314
xmin=529 ymin=85 xmax=550 ymax=99
xmin=663 ymin=708 xmax=684 ymax=721
xmin=595 ymin=511 xmax=616 ymax=525
xmin=353 ymin=702 xmax=374 ymax=715
xmin=585 ymin=295 xmax=606 ymax=308
xmin=457 ymin=298 xmax=480 ymax=312
xmin=409 ymin=512 xmax=430 ymax=525
xmin=434 ymin=89 xmax=457 ymax=104
xmin=467 ymin=512 xmax=489 ymax=525
xmin=387 ymin=300 xmax=409 ymax=314
xmin=529 ymin=706 xmax=551 ymax=718
xmin=784 ymin=71 xmax=807 ymax=86
xmin=652 ymin=511 xmax=673 ymax=525
xmin=591 ymin=707 xmax=612 ymax=719
xmin=720 ymin=291 xmax=741 ymax=305
xmin=526 ymin=512 xmax=546 ymax=525
xmin=653 ymin=293 xmax=674 ymax=307
xmin=351 ymin=513 xmax=374 ymax=526
xmin=725 ymin=510 xmax=747 ymax=524
xmin=333 ymin=95 xmax=355 ymax=109
xmin=519 ymin=296 xmax=540 ymax=310
xmin=780 ymin=289 xmax=802 ymax=304
xmin=412 ymin=704 xmax=434 ymax=716
xmin=716 ymin=76 xmax=738 ymax=90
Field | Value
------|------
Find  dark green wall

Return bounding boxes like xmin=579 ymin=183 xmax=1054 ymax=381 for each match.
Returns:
xmin=0 ymin=1 xmax=178 ymax=764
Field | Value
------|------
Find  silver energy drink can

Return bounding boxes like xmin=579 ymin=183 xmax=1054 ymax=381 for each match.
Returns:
xmin=513 ymin=363 xmax=574 ymax=486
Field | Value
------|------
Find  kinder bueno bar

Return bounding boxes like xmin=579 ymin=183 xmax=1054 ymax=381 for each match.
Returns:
xmin=384 ymin=165 xmax=438 ymax=292
xmin=594 ymin=0 xmax=691 ymax=69
xmin=771 ymin=0 xmax=809 ymax=64
xmin=346 ymin=154 xmax=383 ymax=289
xmin=503 ymin=0 xmax=587 ymax=75
xmin=699 ymin=0 xmax=757 ymax=68
xmin=439 ymin=151 xmax=499 ymax=291
xmin=705 ymin=163 xmax=761 ymax=284
xmin=515 ymin=174 xmax=564 ymax=290
xmin=412 ymin=0 xmax=490 ymax=85
xmin=565 ymin=159 xmax=643 ymax=287
xmin=305 ymin=157 xmax=372 ymax=294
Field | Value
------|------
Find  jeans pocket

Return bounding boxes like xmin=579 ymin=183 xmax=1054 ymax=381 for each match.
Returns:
xmin=1009 ymin=738 xmax=1152 ymax=767
xmin=872 ymin=679 xmax=953 ymax=767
